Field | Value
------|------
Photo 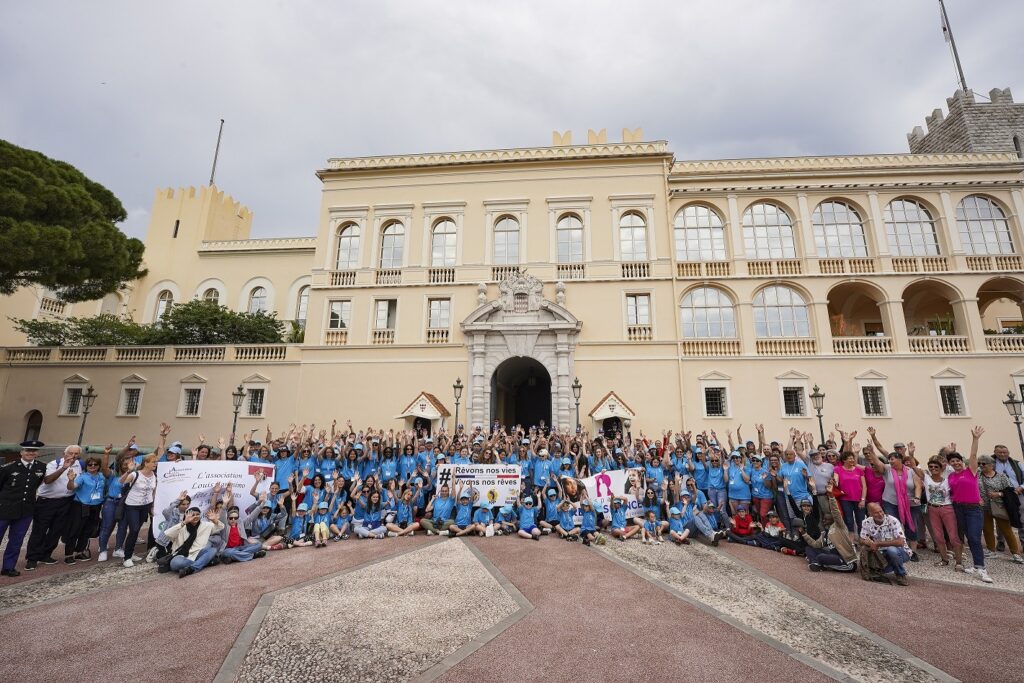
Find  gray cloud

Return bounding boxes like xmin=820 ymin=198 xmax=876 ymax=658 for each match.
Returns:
xmin=2 ymin=0 xmax=1020 ymax=239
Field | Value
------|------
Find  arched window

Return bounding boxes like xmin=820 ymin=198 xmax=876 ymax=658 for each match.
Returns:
xmin=956 ymin=195 xmax=1015 ymax=255
xmin=812 ymin=200 xmax=868 ymax=257
xmin=493 ymin=215 xmax=520 ymax=265
xmin=248 ymin=287 xmax=267 ymax=314
xmin=202 ymin=288 xmax=220 ymax=305
xmin=680 ymin=287 xmax=736 ymax=338
xmin=556 ymin=213 xmax=584 ymax=263
xmin=295 ymin=286 xmax=309 ymax=327
xmin=619 ymin=211 xmax=648 ymax=262
xmin=675 ymin=205 xmax=726 ymax=261
xmin=884 ymin=198 xmax=940 ymax=256
xmin=1014 ymin=135 xmax=1023 ymax=160
xmin=379 ymin=221 xmax=404 ymax=269
xmin=431 ymin=218 xmax=457 ymax=266
xmin=335 ymin=223 xmax=360 ymax=269
xmin=743 ymin=203 xmax=796 ymax=259
xmin=24 ymin=410 xmax=43 ymax=442
xmin=753 ymin=285 xmax=810 ymax=337
xmin=155 ymin=290 xmax=174 ymax=321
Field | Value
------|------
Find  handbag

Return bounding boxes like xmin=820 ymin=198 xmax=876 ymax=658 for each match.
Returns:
xmin=114 ymin=472 xmax=139 ymax=521
xmin=990 ymin=497 xmax=1010 ymax=521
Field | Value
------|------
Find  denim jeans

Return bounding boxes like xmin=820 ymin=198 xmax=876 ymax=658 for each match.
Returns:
xmin=881 ymin=546 xmax=910 ymax=576
xmin=221 ymin=542 xmax=263 ymax=562
xmin=953 ymin=503 xmax=985 ymax=568
xmin=98 ymin=498 xmax=127 ymax=553
xmin=122 ymin=504 xmax=150 ymax=557
xmin=169 ymin=545 xmax=217 ymax=573
xmin=838 ymin=499 xmax=865 ymax=533
xmin=708 ymin=488 xmax=727 ymax=510
xmin=881 ymin=501 xmax=919 ymax=542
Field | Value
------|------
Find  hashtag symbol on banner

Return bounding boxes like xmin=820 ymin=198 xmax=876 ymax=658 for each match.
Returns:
xmin=438 ymin=469 xmax=452 ymax=488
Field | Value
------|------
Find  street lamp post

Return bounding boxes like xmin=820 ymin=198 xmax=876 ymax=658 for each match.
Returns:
xmin=453 ymin=378 xmax=464 ymax=432
xmin=572 ymin=377 xmax=582 ymax=432
xmin=230 ymin=384 xmax=246 ymax=447
xmin=1002 ymin=390 xmax=1024 ymax=456
xmin=77 ymin=385 xmax=98 ymax=446
xmin=808 ymin=384 xmax=826 ymax=446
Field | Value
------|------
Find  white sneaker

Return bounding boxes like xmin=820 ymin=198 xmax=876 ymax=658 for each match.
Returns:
xmin=978 ymin=568 xmax=994 ymax=584
xmin=122 ymin=559 xmax=134 ymax=568
xmin=113 ymin=548 xmax=125 ymax=559
xmin=97 ymin=551 xmax=108 ymax=562
xmin=655 ymin=540 xmax=663 ymax=545
xmin=426 ymin=529 xmax=436 ymax=536
xmin=984 ymin=549 xmax=995 ymax=558
xmin=145 ymin=547 xmax=160 ymax=563
xmin=1013 ymin=554 xmax=1024 ymax=564
xmin=440 ymin=530 xmax=450 ymax=536
xmin=129 ymin=554 xmax=142 ymax=562
xmin=963 ymin=566 xmax=976 ymax=575
xmin=408 ymin=531 xmax=415 ymax=537
xmin=541 ymin=528 xmax=551 ymax=535
xmin=386 ymin=531 xmax=398 ymax=538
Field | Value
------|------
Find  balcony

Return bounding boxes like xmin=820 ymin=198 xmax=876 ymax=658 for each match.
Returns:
xmin=756 ymin=338 xmax=817 ymax=356
xmin=748 ymin=260 xmax=803 ymax=276
xmin=626 ymin=325 xmax=653 ymax=341
xmin=557 ymin=263 xmax=585 ymax=280
xmin=376 ymin=269 xmax=402 ymax=285
xmin=38 ymin=297 xmax=67 ymax=317
xmin=323 ymin=330 xmax=348 ymax=346
xmin=967 ymin=255 xmax=1023 ymax=272
xmin=892 ymin=256 xmax=948 ymax=273
xmin=818 ymin=258 xmax=876 ymax=275
xmin=428 ymin=267 xmax=455 ymax=284
xmin=426 ymin=328 xmax=450 ymax=344
xmin=372 ymin=329 xmax=395 ymax=345
xmin=116 ymin=346 xmax=165 ymax=362
xmin=621 ymin=262 xmax=650 ymax=279
xmin=908 ymin=335 xmax=969 ymax=354
xmin=174 ymin=346 xmax=226 ymax=362
xmin=679 ymin=339 xmax=741 ymax=357
xmin=676 ymin=261 xmax=731 ymax=278
xmin=329 ymin=270 xmax=357 ymax=287
xmin=985 ymin=335 xmax=1024 ymax=352
xmin=832 ymin=336 xmax=893 ymax=355
xmin=235 ymin=345 xmax=288 ymax=361
xmin=491 ymin=265 xmax=519 ymax=282
xmin=5 ymin=344 xmax=296 ymax=364
xmin=58 ymin=347 xmax=109 ymax=362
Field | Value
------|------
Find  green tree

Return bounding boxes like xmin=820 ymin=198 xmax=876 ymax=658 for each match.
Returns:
xmin=0 ymin=139 xmax=146 ymax=301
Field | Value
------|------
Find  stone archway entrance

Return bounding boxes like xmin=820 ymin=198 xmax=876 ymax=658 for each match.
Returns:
xmin=462 ymin=272 xmax=582 ymax=431
xmin=490 ymin=356 xmax=552 ymax=429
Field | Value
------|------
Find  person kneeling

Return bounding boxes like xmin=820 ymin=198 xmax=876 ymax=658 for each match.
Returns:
xmin=799 ymin=482 xmax=857 ymax=572
xmin=860 ymin=502 xmax=911 ymax=586
xmin=163 ymin=507 xmax=224 ymax=578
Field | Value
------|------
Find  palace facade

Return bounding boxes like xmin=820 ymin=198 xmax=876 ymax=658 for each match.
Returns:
xmin=4 ymin=90 xmax=1024 ymax=450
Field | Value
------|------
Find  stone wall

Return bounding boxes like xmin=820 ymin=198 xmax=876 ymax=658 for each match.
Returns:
xmin=908 ymin=88 xmax=1024 ymax=156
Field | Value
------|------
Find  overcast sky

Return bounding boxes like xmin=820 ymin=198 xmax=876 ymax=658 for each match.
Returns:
xmin=2 ymin=1 xmax=1021 ymax=240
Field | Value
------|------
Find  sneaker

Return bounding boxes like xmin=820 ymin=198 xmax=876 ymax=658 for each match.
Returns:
xmin=440 ymin=530 xmax=450 ymax=537
xmin=386 ymin=531 xmax=398 ymax=538
xmin=909 ymin=552 xmax=919 ymax=562
xmin=895 ymin=574 xmax=909 ymax=586
xmin=681 ymin=538 xmax=690 ymax=545
xmin=122 ymin=559 xmax=134 ymax=568
xmin=984 ymin=549 xmax=995 ymax=558
xmin=331 ymin=535 xmax=341 ymax=542
xmin=654 ymin=540 xmax=663 ymax=546
xmin=76 ymin=550 xmax=91 ymax=561
xmin=221 ymin=556 xmax=234 ymax=564
xmin=129 ymin=555 xmax=142 ymax=562
xmin=97 ymin=551 xmax=108 ymax=562
xmin=541 ymin=528 xmax=551 ymax=535
xmin=978 ymin=568 xmax=994 ymax=584
xmin=426 ymin=529 xmax=436 ymax=536
xmin=963 ymin=566 xmax=976 ymax=575
xmin=1012 ymin=554 xmax=1024 ymax=564
xmin=583 ymin=538 xmax=591 ymax=546
xmin=617 ymin=536 xmax=625 ymax=542
xmin=341 ymin=534 xmax=350 ymax=540
xmin=113 ymin=549 xmax=125 ymax=559
xmin=178 ymin=567 xmax=194 ymax=579
xmin=145 ymin=547 xmax=160 ymax=563
xmin=254 ymin=550 xmax=267 ymax=559
xmin=808 ymin=563 xmax=824 ymax=572
xmin=64 ymin=556 xmax=76 ymax=565
xmin=40 ymin=556 xmax=58 ymax=565
xmin=24 ymin=560 xmax=37 ymax=571
xmin=408 ymin=531 xmax=415 ymax=537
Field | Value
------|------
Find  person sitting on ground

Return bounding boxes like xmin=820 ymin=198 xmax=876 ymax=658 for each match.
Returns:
xmin=495 ymin=504 xmax=517 ymax=535
xmin=641 ymin=509 xmax=664 ymax=545
xmin=691 ymin=501 xmax=728 ymax=546
xmin=354 ymin=489 xmax=387 ymax=539
xmin=667 ymin=506 xmax=691 ymax=545
xmin=449 ymin=485 xmax=476 ymax=538
xmin=749 ymin=510 xmax=787 ymax=550
xmin=470 ymin=501 xmax=494 ymax=536
xmin=163 ymin=506 xmax=224 ymax=578
xmin=517 ymin=494 xmax=541 ymax=541
xmin=860 ymin=502 xmax=912 ymax=586
xmin=539 ymin=487 xmax=561 ymax=536
xmin=726 ymin=504 xmax=758 ymax=544
xmin=286 ymin=500 xmax=314 ymax=547
xmin=220 ymin=506 xmax=267 ymax=562
xmin=420 ymin=483 xmax=455 ymax=536
xmin=246 ymin=494 xmax=287 ymax=550
xmin=329 ymin=502 xmax=353 ymax=541
xmin=609 ymin=494 xmax=640 ymax=541
xmin=386 ymin=485 xmax=421 ymax=538
xmin=150 ymin=491 xmax=191 ymax=562
xmin=555 ymin=499 xmax=580 ymax=541
xmin=578 ymin=498 xmax=598 ymax=546
xmin=799 ymin=481 xmax=857 ymax=572
xmin=310 ymin=498 xmax=332 ymax=547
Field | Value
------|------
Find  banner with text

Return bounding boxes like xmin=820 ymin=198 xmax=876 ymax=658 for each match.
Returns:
xmin=574 ymin=468 xmax=644 ymax=519
xmin=152 ymin=460 xmax=275 ymax=534
xmin=436 ymin=463 xmax=521 ymax=506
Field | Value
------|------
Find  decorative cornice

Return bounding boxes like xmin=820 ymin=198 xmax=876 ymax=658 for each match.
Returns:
xmin=670 ymin=152 xmax=1021 ymax=177
xmin=321 ymin=141 xmax=671 ymax=173
xmin=198 ymin=237 xmax=317 ymax=253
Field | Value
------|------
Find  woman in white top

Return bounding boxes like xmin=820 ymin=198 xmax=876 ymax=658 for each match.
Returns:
xmin=917 ymin=456 xmax=963 ymax=570
xmin=120 ymin=453 xmax=158 ymax=568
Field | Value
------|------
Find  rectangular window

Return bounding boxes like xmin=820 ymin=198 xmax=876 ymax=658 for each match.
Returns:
xmin=428 ymin=299 xmax=451 ymax=329
xmin=172 ymin=219 xmax=180 ymax=238
xmin=782 ymin=387 xmax=805 ymax=416
xmin=939 ymin=385 xmax=964 ymax=416
xmin=375 ymin=299 xmax=397 ymax=329
xmin=328 ymin=300 xmax=352 ymax=329
xmin=861 ymin=386 xmax=886 ymax=417
xmin=626 ymin=294 xmax=650 ymax=325
xmin=63 ymin=387 xmax=83 ymax=415
xmin=704 ymin=387 xmax=727 ymax=417
xmin=121 ymin=387 xmax=142 ymax=416
xmin=182 ymin=388 xmax=202 ymax=417
xmin=247 ymin=388 xmax=265 ymax=417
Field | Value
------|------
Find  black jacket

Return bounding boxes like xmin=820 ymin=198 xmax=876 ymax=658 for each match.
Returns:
xmin=0 ymin=460 xmax=48 ymax=520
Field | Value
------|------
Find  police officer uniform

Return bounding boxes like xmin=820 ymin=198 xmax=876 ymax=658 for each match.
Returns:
xmin=0 ymin=441 xmax=48 ymax=577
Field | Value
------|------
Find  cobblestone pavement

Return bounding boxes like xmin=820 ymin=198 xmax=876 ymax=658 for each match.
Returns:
xmin=0 ymin=556 xmax=158 ymax=613
xmin=902 ymin=547 xmax=1024 ymax=593
xmin=598 ymin=541 xmax=952 ymax=683
xmin=232 ymin=540 xmax=519 ymax=683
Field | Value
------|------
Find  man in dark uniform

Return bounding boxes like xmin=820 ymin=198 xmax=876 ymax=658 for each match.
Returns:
xmin=0 ymin=441 xmax=48 ymax=577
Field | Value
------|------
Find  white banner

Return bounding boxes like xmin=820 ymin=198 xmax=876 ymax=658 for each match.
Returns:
xmin=152 ymin=460 xmax=275 ymax=534
xmin=435 ymin=463 xmax=521 ymax=507
xmin=571 ymin=468 xmax=644 ymax=520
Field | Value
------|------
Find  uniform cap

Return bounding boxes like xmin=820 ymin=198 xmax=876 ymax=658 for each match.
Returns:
xmin=19 ymin=440 xmax=44 ymax=450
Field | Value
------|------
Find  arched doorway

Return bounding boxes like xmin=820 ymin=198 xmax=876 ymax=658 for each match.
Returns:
xmin=490 ymin=357 xmax=551 ymax=430
xmin=24 ymin=410 xmax=43 ymax=442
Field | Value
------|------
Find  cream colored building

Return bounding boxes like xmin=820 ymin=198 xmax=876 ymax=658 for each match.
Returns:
xmin=3 ymin=124 xmax=1024 ymax=451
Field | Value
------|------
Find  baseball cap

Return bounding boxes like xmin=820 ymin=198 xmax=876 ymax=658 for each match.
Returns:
xmin=318 ymin=501 xmax=329 ymax=509
xmin=669 ymin=507 xmax=680 ymax=515
xmin=680 ymin=491 xmax=691 ymax=498
xmin=521 ymin=438 xmax=530 ymax=445
xmin=500 ymin=504 xmax=513 ymax=515
xmin=894 ymin=442 xmax=906 ymax=449
xmin=167 ymin=445 xmax=182 ymax=455
xmin=522 ymin=497 xmax=534 ymax=505
xmin=581 ymin=499 xmax=592 ymax=507
xmin=297 ymin=503 xmax=309 ymax=512
xmin=561 ymin=457 xmax=571 ymax=465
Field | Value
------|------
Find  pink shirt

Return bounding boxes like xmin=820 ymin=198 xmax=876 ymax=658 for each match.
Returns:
xmin=864 ymin=466 xmax=885 ymax=504
xmin=948 ymin=468 xmax=981 ymax=504
xmin=835 ymin=465 xmax=865 ymax=501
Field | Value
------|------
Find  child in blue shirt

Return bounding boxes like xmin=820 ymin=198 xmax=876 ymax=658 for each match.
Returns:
xmin=471 ymin=505 xmax=494 ymax=536
xmin=517 ymin=495 xmax=541 ymax=540
xmin=286 ymin=500 xmax=313 ymax=547
xmin=609 ymin=495 xmax=641 ymax=541
xmin=496 ymin=504 xmax=518 ymax=535
xmin=330 ymin=502 xmax=353 ymax=540
xmin=554 ymin=500 xmax=579 ymax=541
xmin=450 ymin=487 xmax=476 ymax=537
xmin=579 ymin=498 xmax=598 ymax=546
xmin=667 ymin=506 xmax=692 ymax=545
xmin=385 ymin=486 xmax=421 ymax=538
xmin=641 ymin=510 xmax=664 ymax=545
xmin=311 ymin=501 xmax=332 ymax=547
xmin=539 ymin=487 xmax=561 ymax=535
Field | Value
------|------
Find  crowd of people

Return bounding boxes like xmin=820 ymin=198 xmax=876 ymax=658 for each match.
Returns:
xmin=1 ymin=419 xmax=1022 ymax=587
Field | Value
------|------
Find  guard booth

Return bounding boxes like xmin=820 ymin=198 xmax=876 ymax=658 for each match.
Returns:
xmin=395 ymin=391 xmax=451 ymax=436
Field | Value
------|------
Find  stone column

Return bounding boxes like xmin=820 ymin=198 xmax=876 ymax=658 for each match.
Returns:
xmin=726 ymin=194 xmax=747 ymax=275
xmin=469 ymin=333 xmax=488 ymax=428
xmin=866 ymin=191 xmax=892 ymax=272
xmin=736 ymin=301 xmax=757 ymax=355
xmin=810 ymin=301 xmax=833 ymax=355
xmin=555 ymin=333 xmax=571 ymax=430
xmin=797 ymin=193 xmax=818 ymax=266
xmin=879 ymin=300 xmax=909 ymax=353
xmin=953 ymin=297 xmax=988 ymax=352
xmin=939 ymin=191 xmax=966 ymax=271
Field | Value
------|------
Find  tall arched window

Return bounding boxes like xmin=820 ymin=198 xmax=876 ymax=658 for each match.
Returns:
xmin=431 ymin=218 xmax=457 ymax=266
xmin=812 ymin=200 xmax=868 ymax=257
xmin=743 ymin=203 xmax=796 ymax=259
xmin=884 ymin=198 xmax=940 ymax=256
xmin=248 ymin=286 xmax=268 ymax=314
xmin=556 ymin=213 xmax=584 ymax=263
xmin=202 ymin=288 xmax=220 ymax=305
xmin=680 ymin=287 xmax=736 ymax=338
xmin=155 ymin=290 xmax=174 ymax=321
xmin=379 ymin=221 xmax=405 ymax=268
xmin=753 ymin=285 xmax=810 ymax=337
xmin=619 ymin=211 xmax=648 ymax=262
xmin=335 ymin=223 xmax=360 ymax=269
xmin=295 ymin=286 xmax=309 ymax=327
xmin=956 ymin=195 xmax=1015 ymax=255
xmin=493 ymin=215 xmax=520 ymax=265
xmin=675 ymin=205 xmax=726 ymax=261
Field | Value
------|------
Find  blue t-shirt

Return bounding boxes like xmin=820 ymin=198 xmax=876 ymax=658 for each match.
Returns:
xmin=518 ymin=505 xmax=537 ymax=528
xmin=669 ymin=516 xmax=686 ymax=533
xmin=473 ymin=507 xmax=493 ymax=525
xmin=497 ymin=509 xmax=517 ymax=524
xmin=645 ymin=463 xmax=665 ymax=488
xmin=275 ymin=455 xmax=297 ymax=490
xmin=106 ymin=475 xmax=123 ymax=499
xmin=727 ymin=463 xmax=752 ymax=501
xmin=338 ymin=460 xmax=358 ymax=481
xmin=543 ymin=496 xmax=560 ymax=521
xmin=379 ymin=458 xmax=398 ymax=483
xmin=580 ymin=509 xmax=597 ymax=532
xmin=780 ymin=460 xmax=810 ymax=500
xmin=73 ymin=471 xmax=106 ymax=505
xmin=750 ymin=464 xmax=773 ymax=499
xmin=691 ymin=460 xmax=709 ymax=490
xmin=333 ymin=513 xmax=352 ymax=529
xmin=707 ymin=464 xmax=725 ymax=490
xmin=433 ymin=496 xmax=455 ymax=522
xmin=289 ymin=515 xmax=307 ymax=540
xmin=558 ymin=508 xmax=575 ymax=529
xmin=318 ymin=458 xmax=338 ymax=484
xmin=532 ymin=458 xmax=553 ymax=487
xmin=396 ymin=500 xmax=414 ymax=525
xmin=398 ymin=456 xmax=418 ymax=481
xmin=455 ymin=500 xmax=473 ymax=526
xmin=611 ymin=505 xmax=627 ymax=529
xmin=312 ymin=510 xmax=331 ymax=525
xmin=643 ymin=519 xmax=658 ymax=534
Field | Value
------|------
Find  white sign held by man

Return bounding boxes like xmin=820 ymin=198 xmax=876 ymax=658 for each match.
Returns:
xmin=436 ymin=463 xmax=520 ymax=506
xmin=152 ymin=460 xmax=275 ymax=533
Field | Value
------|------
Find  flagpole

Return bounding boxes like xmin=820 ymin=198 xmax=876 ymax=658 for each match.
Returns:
xmin=939 ymin=0 xmax=968 ymax=94
xmin=209 ymin=118 xmax=225 ymax=187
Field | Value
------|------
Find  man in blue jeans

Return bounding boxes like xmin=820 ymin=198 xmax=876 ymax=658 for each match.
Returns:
xmin=163 ymin=507 xmax=224 ymax=578
xmin=860 ymin=502 xmax=911 ymax=586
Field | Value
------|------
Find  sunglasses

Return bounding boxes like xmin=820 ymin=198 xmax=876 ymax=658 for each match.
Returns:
xmin=928 ymin=464 xmax=941 ymax=469
xmin=87 ymin=463 xmax=100 ymax=467
xmin=228 ymin=516 xmax=239 ymax=520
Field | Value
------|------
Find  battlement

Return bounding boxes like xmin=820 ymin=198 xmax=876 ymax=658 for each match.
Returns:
xmin=148 ymin=184 xmax=253 ymax=244
xmin=155 ymin=185 xmax=253 ymax=223
xmin=908 ymin=88 xmax=1024 ymax=156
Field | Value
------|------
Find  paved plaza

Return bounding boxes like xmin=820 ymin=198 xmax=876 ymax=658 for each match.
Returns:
xmin=2 ymin=533 xmax=1022 ymax=682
